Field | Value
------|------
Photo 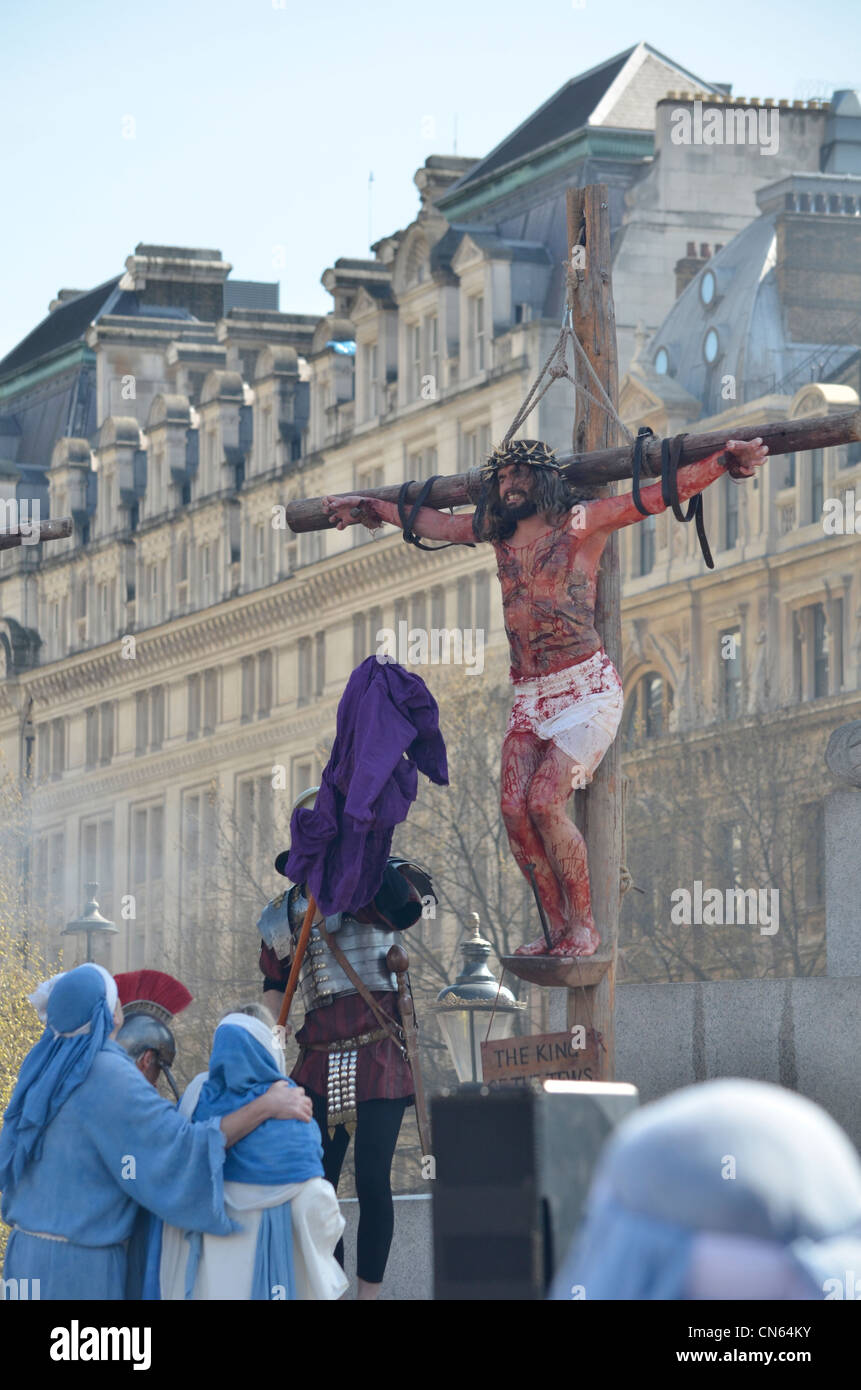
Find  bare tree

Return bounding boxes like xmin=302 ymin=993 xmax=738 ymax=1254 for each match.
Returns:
xmin=619 ymin=710 xmax=831 ymax=983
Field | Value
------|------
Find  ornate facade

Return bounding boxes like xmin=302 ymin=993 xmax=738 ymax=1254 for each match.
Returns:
xmin=1 ymin=50 xmax=859 ymax=993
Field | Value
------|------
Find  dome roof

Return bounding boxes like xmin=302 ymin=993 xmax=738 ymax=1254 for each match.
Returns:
xmin=649 ymin=215 xmax=860 ymax=412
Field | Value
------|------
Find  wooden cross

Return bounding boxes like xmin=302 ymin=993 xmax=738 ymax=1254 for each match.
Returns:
xmin=285 ymin=183 xmax=861 ymax=1081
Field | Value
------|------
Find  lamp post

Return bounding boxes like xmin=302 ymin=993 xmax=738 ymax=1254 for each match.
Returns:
xmin=432 ymin=914 xmax=525 ymax=1086
xmin=63 ymin=882 xmax=117 ymax=964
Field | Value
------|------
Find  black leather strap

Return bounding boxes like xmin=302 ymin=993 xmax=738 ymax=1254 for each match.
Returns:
xmin=660 ymin=433 xmax=715 ymax=570
xmin=631 ymin=425 xmax=654 ymax=516
xmin=397 ymin=477 xmax=474 ymax=550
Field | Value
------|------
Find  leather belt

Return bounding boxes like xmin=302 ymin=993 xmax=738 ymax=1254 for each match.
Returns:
xmin=301 ymin=1026 xmax=392 ymax=1055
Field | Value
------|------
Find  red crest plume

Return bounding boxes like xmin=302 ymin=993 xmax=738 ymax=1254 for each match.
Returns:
xmin=114 ymin=970 xmax=193 ymax=1023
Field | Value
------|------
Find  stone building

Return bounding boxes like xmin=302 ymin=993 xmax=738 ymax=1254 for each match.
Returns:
xmin=0 ymin=48 xmax=859 ymax=1009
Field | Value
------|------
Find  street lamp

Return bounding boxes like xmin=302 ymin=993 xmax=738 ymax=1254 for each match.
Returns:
xmin=63 ymin=882 xmax=117 ymax=964
xmin=432 ymin=913 xmax=525 ymax=1086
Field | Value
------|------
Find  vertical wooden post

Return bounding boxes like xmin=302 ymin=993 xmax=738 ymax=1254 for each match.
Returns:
xmin=566 ymin=185 xmax=623 ymax=1079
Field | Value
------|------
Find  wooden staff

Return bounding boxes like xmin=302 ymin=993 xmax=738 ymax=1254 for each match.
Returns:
xmin=0 ymin=517 xmax=73 ymax=551
xmin=276 ymin=893 xmax=317 ymax=1031
xmin=284 ymin=410 xmax=861 ymax=534
xmin=386 ymin=943 xmax=432 ymax=1158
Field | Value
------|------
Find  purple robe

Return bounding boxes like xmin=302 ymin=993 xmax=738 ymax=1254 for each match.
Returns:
xmin=282 ymin=658 xmax=448 ymax=914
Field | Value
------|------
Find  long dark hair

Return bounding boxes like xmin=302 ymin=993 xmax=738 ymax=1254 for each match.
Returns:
xmin=472 ymin=465 xmax=584 ymax=542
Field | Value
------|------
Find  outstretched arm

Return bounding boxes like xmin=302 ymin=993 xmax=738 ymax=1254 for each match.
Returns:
xmin=579 ymin=438 xmax=769 ymax=537
xmin=323 ymin=494 xmax=476 ymax=544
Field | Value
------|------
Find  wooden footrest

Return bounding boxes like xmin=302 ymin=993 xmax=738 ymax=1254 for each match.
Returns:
xmin=499 ymin=953 xmax=613 ymax=989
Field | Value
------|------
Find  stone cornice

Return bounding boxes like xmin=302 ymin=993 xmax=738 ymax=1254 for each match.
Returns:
xmin=27 ymin=701 xmax=338 ymax=815
xmin=12 ymin=526 xmax=492 ymax=709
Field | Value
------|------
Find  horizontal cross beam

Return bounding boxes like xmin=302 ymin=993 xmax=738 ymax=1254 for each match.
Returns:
xmin=0 ymin=518 xmax=73 ymax=552
xmin=285 ymin=410 xmax=861 ymax=533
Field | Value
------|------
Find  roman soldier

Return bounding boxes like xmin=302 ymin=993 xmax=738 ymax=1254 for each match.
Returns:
xmin=257 ymin=785 xmax=436 ymax=1301
xmin=115 ymin=970 xmax=193 ymax=1102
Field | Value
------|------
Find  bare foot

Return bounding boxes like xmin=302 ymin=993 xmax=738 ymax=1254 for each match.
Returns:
xmin=549 ymin=924 xmax=600 ymax=957
xmin=514 ymin=934 xmax=553 ymax=957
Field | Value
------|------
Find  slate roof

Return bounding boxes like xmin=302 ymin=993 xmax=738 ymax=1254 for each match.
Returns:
xmin=452 ymin=47 xmax=636 ymax=189
xmin=0 ymin=277 xmax=121 ymax=378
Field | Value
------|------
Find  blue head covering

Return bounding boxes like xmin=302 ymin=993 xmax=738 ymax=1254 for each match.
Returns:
xmin=0 ymin=964 xmax=118 ymax=1192
xmin=193 ymin=1015 xmax=324 ymax=1185
xmin=551 ymin=1079 xmax=861 ymax=1301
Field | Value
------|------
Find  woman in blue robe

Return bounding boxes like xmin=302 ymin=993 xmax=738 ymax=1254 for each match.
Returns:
xmin=155 ymin=1012 xmax=347 ymax=1300
xmin=0 ymin=964 xmax=308 ymax=1300
xmin=550 ymin=1078 xmax=861 ymax=1300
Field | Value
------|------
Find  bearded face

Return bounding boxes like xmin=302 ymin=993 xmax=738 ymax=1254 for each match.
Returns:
xmin=497 ymin=464 xmax=538 ymax=521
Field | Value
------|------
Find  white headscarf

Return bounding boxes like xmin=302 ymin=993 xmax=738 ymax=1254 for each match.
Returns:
xmin=29 ymin=963 xmax=119 ymax=1033
xmin=179 ymin=1011 xmax=287 ymax=1119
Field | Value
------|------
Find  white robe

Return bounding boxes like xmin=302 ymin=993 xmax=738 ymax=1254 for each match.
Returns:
xmin=159 ymin=1063 xmax=348 ymax=1301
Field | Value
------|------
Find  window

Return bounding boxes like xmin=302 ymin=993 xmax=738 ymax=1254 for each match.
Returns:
xmin=187 ymin=673 xmax=201 ymax=739
xmin=781 ymin=453 xmax=796 ymax=489
xmin=810 ymin=449 xmax=824 ymax=522
xmin=410 ymin=324 xmax=422 ymax=400
xmin=298 ymin=637 xmax=312 ymax=706
xmin=81 ymin=815 xmax=114 ymax=925
xmin=314 ymin=633 xmax=325 ymax=698
xmin=150 ymin=687 xmax=165 ymax=751
xmin=844 ymin=441 xmax=861 ymax=470
xmin=136 ymin=687 xmax=165 ymax=753
xmin=717 ymin=821 xmax=744 ymax=890
xmin=200 ymin=544 xmax=213 ymax=604
xmin=51 ymin=719 xmax=65 ymax=780
xmin=86 ymin=708 xmax=99 ymax=769
xmin=98 ymin=582 xmax=110 ymax=641
xmin=364 ymin=342 xmax=379 ymax=419
xmin=203 ymin=669 xmax=218 ymax=734
xmin=293 ymin=760 xmax=314 ymax=802
xmin=426 ymin=315 xmax=439 ymax=395
xmin=236 ymin=774 xmax=275 ymax=884
xmin=241 ymin=656 xmax=255 ymax=722
xmin=812 ymin=603 xmax=828 ymax=698
xmin=99 ymin=702 xmax=114 ymax=764
xmin=34 ymin=828 xmax=65 ymax=930
xmin=180 ymin=787 xmax=216 ymax=935
xmin=258 ymin=649 xmax=273 ymax=715
xmin=637 ymin=514 xmax=656 ymax=576
xmin=719 ymin=627 xmax=742 ymax=719
xmin=253 ymin=523 xmax=266 ymax=587
xmin=464 ymin=424 xmax=491 ymax=470
xmin=136 ymin=691 xmax=148 ymax=755
xmin=622 ymin=673 xmax=674 ymax=749
xmin=469 ymin=295 xmax=486 ymax=374
xmin=129 ymin=803 xmax=164 ymax=969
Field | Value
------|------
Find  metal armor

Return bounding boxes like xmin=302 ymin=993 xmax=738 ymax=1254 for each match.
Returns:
xmin=287 ymin=884 xmax=398 ymax=1012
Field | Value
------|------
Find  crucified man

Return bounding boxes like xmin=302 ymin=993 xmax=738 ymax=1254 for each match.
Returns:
xmin=324 ymin=434 xmax=768 ymax=957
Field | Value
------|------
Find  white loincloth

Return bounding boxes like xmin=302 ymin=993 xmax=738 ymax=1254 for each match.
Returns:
xmin=507 ymin=649 xmax=624 ymax=779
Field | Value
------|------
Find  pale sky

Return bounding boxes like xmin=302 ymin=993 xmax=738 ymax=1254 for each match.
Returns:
xmin=1 ymin=0 xmax=858 ymax=359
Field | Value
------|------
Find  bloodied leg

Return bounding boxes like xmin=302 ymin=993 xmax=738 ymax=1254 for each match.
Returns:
xmin=501 ymin=730 xmax=600 ymax=958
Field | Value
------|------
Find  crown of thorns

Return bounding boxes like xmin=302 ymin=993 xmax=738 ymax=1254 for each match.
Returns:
xmin=480 ymin=439 xmax=562 ymax=480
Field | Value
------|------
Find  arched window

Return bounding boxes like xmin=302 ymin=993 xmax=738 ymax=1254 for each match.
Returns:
xmin=622 ymin=671 xmax=674 ymax=749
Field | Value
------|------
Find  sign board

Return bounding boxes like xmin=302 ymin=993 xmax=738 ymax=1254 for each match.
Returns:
xmin=481 ymin=1028 xmax=605 ymax=1087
